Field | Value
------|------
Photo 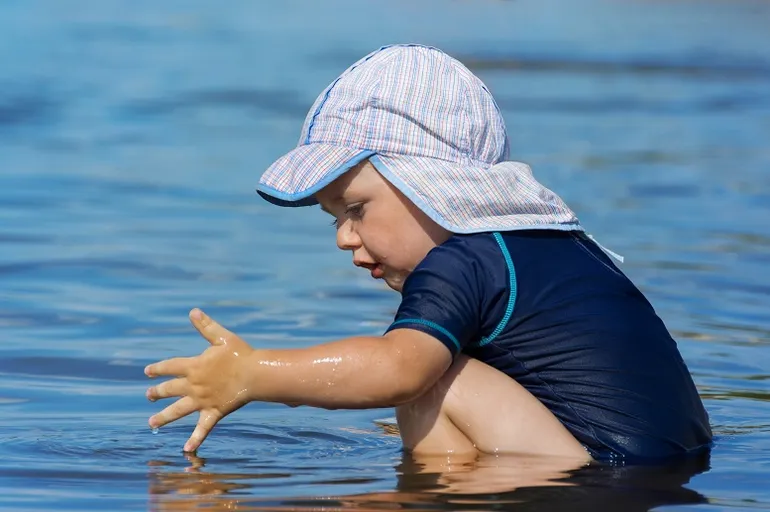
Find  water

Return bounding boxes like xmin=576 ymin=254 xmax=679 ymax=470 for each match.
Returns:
xmin=1 ymin=0 xmax=769 ymax=509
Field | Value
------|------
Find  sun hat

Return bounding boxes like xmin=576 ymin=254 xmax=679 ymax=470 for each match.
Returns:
xmin=256 ymin=43 xmax=583 ymax=235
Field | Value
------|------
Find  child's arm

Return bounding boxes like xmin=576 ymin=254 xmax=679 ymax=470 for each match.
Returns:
xmin=145 ymin=308 xmax=452 ymax=452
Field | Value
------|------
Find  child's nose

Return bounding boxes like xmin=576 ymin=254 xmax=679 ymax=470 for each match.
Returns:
xmin=336 ymin=221 xmax=361 ymax=251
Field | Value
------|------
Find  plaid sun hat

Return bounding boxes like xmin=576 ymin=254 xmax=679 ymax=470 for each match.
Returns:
xmin=257 ymin=44 xmax=583 ymax=234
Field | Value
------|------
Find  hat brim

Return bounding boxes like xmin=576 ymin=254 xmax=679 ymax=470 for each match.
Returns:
xmin=257 ymin=143 xmax=376 ymax=207
xmin=258 ymin=144 xmax=582 ymax=236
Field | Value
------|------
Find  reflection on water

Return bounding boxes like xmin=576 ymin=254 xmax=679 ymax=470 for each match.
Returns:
xmin=147 ymin=451 xmax=710 ymax=511
xmin=1 ymin=0 xmax=769 ymax=510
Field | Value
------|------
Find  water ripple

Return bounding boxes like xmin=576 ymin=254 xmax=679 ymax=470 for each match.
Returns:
xmin=0 ymin=356 xmax=143 ymax=381
xmin=0 ymin=91 xmax=59 ymax=128
xmin=461 ymin=54 xmax=770 ymax=81
xmin=122 ymin=88 xmax=308 ymax=118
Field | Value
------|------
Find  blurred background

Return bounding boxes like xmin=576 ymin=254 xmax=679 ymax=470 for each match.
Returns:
xmin=1 ymin=0 xmax=769 ymax=510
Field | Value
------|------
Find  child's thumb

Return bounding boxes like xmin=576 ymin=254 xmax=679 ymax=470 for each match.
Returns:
xmin=189 ymin=308 xmax=233 ymax=346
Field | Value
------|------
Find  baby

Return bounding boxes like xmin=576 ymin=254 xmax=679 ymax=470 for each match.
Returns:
xmin=145 ymin=44 xmax=712 ymax=464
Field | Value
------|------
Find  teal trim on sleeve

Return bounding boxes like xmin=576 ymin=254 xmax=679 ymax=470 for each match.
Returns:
xmin=390 ymin=318 xmax=461 ymax=352
xmin=478 ymin=232 xmax=517 ymax=346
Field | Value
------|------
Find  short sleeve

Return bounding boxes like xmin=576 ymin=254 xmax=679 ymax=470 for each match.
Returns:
xmin=385 ymin=237 xmax=488 ymax=357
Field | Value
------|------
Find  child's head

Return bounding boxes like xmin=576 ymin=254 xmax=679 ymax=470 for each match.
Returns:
xmin=257 ymin=44 xmax=581 ymax=288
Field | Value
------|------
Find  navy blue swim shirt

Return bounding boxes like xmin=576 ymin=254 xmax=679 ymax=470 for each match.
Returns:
xmin=386 ymin=230 xmax=712 ymax=463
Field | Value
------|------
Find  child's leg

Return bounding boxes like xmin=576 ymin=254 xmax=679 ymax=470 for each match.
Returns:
xmin=396 ymin=355 xmax=591 ymax=461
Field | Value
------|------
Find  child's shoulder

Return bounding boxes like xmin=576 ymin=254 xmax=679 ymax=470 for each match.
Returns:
xmin=408 ymin=232 xmax=511 ymax=291
xmin=422 ymin=229 xmax=579 ymax=267
xmin=421 ymin=232 xmax=503 ymax=267
xmin=414 ymin=229 xmax=609 ymax=288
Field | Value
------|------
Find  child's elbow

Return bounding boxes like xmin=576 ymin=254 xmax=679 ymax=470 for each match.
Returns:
xmin=380 ymin=330 xmax=453 ymax=406
xmin=385 ymin=360 xmax=445 ymax=406
xmin=388 ymin=383 xmax=426 ymax=406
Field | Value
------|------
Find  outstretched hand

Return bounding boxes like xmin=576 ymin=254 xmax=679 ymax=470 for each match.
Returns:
xmin=145 ymin=308 xmax=254 ymax=452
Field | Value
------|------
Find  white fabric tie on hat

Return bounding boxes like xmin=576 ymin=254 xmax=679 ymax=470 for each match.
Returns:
xmin=586 ymin=234 xmax=625 ymax=264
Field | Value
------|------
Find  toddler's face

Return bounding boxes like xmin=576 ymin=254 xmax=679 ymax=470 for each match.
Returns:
xmin=315 ymin=161 xmax=451 ymax=292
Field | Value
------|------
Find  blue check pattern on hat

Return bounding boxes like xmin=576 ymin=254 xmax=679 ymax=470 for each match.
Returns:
xmin=257 ymin=44 xmax=582 ymax=234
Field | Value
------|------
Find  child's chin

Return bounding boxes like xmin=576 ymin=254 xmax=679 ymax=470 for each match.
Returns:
xmin=383 ymin=278 xmax=403 ymax=293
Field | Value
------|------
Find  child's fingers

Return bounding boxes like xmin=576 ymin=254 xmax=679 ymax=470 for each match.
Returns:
xmin=149 ymin=396 xmax=197 ymax=429
xmin=145 ymin=357 xmax=192 ymax=378
xmin=183 ymin=410 xmax=220 ymax=452
xmin=189 ymin=308 xmax=232 ymax=347
xmin=146 ymin=377 xmax=187 ymax=402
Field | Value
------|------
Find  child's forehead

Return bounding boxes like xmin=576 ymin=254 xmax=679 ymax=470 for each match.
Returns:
xmin=315 ymin=170 xmax=356 ymax=208
xmin=316 ymin=162 xmax=385 ymax=205
xmin=328 ymin=162 xmax=376 ymax=191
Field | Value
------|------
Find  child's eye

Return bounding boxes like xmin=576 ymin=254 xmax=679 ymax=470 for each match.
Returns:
xmin=344 ymin=203 xmax=364 ymax=219
xmin=326 ymin=203 xmax=363 ymax=229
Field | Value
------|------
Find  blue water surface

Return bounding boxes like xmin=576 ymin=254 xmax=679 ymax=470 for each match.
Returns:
xmin=1 ymin=1 xmax=769 ymax=510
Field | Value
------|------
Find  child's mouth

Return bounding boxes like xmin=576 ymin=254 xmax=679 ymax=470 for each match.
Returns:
xmin=371 ymin=265 xmax=385 ymax=279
